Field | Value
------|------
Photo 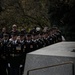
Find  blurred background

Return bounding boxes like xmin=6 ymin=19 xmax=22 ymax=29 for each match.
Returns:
xmin=0 ymin=0 xmax=75 ymax=41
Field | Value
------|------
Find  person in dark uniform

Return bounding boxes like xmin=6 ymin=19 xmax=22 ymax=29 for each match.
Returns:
xmin=0 ymin=33 xmax=9 ymax=75
xmin=25 ymin=34 xmax=33 ymax=53
xmin=48 ymin=29 xmax=55 ymax=45
xmin=29 ymin=27 xmax=36 ymax=34
xmin=7 ymin=33 xmax=20 ymax=75
xmin=42 ymin=32 xmax=50 ymax=47
xmin=35 ymin=32 xmax=44 ymax=49
xmin=39 ymin=32 xmax=45 ymax=48
xmin=55 ymin=30 xmax=62 ymax=42
xmin=8 ymin=33 xmax=26 ymax=75
xmin=32 ymin=33 xmax=39 ymax=50
xmin=51 ymin=27 xmax=62 ymax=43
xmin=0 ymin=37 xmax=3 ymax=75
xmin=0 ymin=27 xmax=9 ymax=39
xmin=20 ymin=28 xmax=27 ymax=36
xmin=17 ymin=33 xmax=26 ymax=75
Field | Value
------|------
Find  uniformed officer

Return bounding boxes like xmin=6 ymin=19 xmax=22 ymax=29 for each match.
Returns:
xmin=39 ymin=32 xmax=45 ymax=48
xmin=0 ymin=33 xmax=9 ymax=75
xmin=48 ymin=29 xmax=55 ymax=45
xmin=42 ymin=32 xmax=50 ymax=47
xmin=18 ymin=33 xmax=26 ymax=75
xmin=35 ymin=32 xmax=44 ymax=49
xmin=8 ymin=33 xmax=26 ymax=75
xmin=55 ymin=30 xmax=62 ymax=42
xmin=7 ymin=33 xmax=20 ymax=75
xmin=32 ymin=33 xmax=39 ymax=50
xmin=25 ymin=34 xmax=33 ymax=53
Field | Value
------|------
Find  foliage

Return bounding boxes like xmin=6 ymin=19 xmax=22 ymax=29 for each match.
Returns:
xmin=0 ymin=0 xmax=50 ymax=31
xmin=48 ymin=0 xmax=75 ymax=41
xmin=0 ymin=0 xmax=75 ymax=40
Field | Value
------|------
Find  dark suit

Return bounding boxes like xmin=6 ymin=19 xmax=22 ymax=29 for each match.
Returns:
xmin=0 ymin=39 xmax=9 ymax=75
xmin=7 ymin=40 xmax=20 ymax=75
xmin=25 ymin=40 xmax=33 ymax=53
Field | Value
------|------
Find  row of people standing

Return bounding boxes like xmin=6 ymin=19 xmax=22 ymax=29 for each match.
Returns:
xmin=0 ymin=24 xmax=65 ymax=75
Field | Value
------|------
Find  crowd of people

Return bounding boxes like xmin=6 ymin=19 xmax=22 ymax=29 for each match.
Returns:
xmin=0 ymin=24 xmax=65 ymax=75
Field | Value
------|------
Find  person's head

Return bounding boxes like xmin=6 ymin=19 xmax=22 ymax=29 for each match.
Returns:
xmin=43 ymin=32 xmax=48 ymax=38
xmin=3 ymin=33 xmax=9 ymax=40
xmin=20 ymin=34 xmax=25 ymax=41
xmin=32 ymin=33 xmax=37 ymax=40
xmin=2 ymin=27 xmax=6 ymax=33
xmin=43 ymin=27 xmax=48 ymax=32
xmin=49 ymin=29 xmax=53 ymax=36
xmin=39 ymin=32 xmax=43 ymax=39
xmin=51 ymin=27 xmax=58 ymax=34
xmin=36 ymin=32 xmax=40 ymax=39
xmin=21 ymin=28 xmax=26 ymax=34
xmin=26 ymin=34 xmax=32 ymax=40
xmin=36 ymin=27 xmax=41 ymax=32
xmin=12 ymin=24 xmax=17 ymax=31
xmin=11 ymin=33 xmax=17 ymax=40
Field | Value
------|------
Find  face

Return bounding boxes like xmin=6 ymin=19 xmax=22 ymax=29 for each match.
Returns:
xmin=12 ymin=25 xmax=17 ymax=31
xmin=2 ymin=27 xmax=6 ymax=32
xmin=38 ymin=34 xmax=41 ymax=39
xmin=45 ymin=33 xmax=48 ymax=38
xmin=12 ymin=35 xmax=17 ymax=40
xmin=32 ymin=35 xmax=36 ymax=40
xmin=26 ymin=36 xmax=31 ymax=40
xmin=42 ymin=34 xmax=45 ymax=38
xmin=20 ymin=36 xmax=25 ymax=41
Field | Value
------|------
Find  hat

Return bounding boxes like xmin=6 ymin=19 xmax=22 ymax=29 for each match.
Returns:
xmin=29 ymin=29 xmax=36 ymax=34
xmin=12 ymin=24 xmax=17 ymax=28
xmin=36 ymin=27 xmax=41 ymax=31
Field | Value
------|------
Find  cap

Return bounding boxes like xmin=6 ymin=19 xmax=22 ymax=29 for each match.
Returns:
xmin=36 ymin=27 xmax=41 ymax=31
xmin=12 ymin=24 xmax=17 ymax=28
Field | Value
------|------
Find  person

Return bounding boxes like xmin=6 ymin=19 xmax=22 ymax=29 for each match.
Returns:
xmin=10 ymin=24 xmax=19 ymax=38
xmin=25 ymin=34 xmax=33 ymax=53
xmin=0 ymin=33 xmax=9 ymax=75
xmin=47 ymin=29 xmax=54 ymax=45
xmin=18 ymin=33 xmax=26 ymax=75
xmin=43 ymin=27 xmax=48 ymax=32
xmin=42 ymin=32 xmax=50 ymax=47
xmin=0 ymin=27 xmax=9 ymax=38
xmin=7 ymin=33 xmax=20 ymax=75
xmin=29 ymin=27 xmax=36 ymax=34
xmin=32 ymin=33 xmax=39 ymax=50
xmin=39 ymin=32 xmax=45 ymax=48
